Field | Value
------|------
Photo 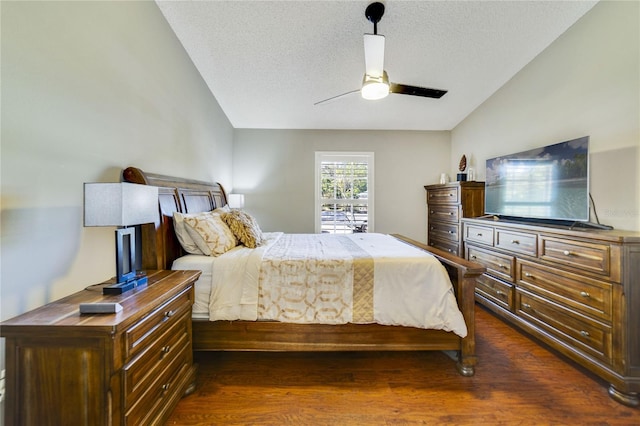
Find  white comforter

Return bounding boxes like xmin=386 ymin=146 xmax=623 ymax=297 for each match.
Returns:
xmin=172 ymin=232 xmax=467 ymax=337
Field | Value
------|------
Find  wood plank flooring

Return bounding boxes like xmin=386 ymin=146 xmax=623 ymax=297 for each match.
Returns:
xmin=166 ymin=305 xmax=638 ymax=425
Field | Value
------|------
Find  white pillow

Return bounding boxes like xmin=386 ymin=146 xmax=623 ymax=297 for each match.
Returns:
xmin=173 ymin=211 xmax=206 ymax=255
xmin=183 ymin=212 xmax=237 ymax=256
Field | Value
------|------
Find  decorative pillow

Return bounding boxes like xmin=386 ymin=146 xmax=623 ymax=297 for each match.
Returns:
xmin=173 ymin=212 xmax=206 ymax=255
xmin=183 ymin=212 xmax=237 ymax=256
xmin=221 ymin=210 xmax=265 ymax=249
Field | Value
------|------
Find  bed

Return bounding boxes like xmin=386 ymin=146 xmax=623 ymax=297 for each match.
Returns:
xmin=123 ymin=166 xmax=484 ymax=376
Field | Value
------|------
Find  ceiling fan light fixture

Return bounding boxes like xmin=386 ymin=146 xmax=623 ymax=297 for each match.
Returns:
xmin=361 ymin=71 xmax=390 ymax=100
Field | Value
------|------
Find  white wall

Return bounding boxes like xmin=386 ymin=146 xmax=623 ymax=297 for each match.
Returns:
xmin=233 ymin=129 xmax=450 ymax=241
xmin=451 ymin=0 xmax=639 ymax=231
xmin=1 ymin=1 xmax=233 ymax=322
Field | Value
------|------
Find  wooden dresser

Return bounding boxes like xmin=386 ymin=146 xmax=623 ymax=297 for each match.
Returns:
xmin=462 ymin=218 xmax=640 ymax=407
xmin=1 ymin=269 xmax=201 ymax=425
xmin=424 ymin=181 xmax=485 ymax=257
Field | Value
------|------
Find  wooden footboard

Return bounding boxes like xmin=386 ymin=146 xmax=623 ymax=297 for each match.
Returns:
xmin=192 ymin=235 xmax=484 ymax=376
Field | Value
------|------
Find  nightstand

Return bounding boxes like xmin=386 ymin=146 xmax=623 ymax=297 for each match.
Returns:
xmin=1 ymin=269 xmax=201 ymax=425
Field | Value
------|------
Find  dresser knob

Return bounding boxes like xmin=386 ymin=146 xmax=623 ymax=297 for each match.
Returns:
xmin=430 ymin=211 xmax=434 ymax=214
xmin=449 ymin=212 xmax=454 ymax=215
xmin=511 ymin=240 xmax=520 ymax=244
xmin=470 ymin=255 xmax=477 ymax=260
xmin=496 ymin=290 xmax=504 ymax=296
xmin=476 ymin=233 xmax=483 ymax=237
xmin=522 ymin=303 xmax=531 ymax=309
xmin=449 ymin=193 xmax=454 ymax=197
xmin=580 ymin=330 xmax=590 ymax=337
xmin=580 ymin=291 xmax=590 ymax=298
xmin=563 ymin=250 xmax=572 ymax=256
xmin=448 ymin=230 xmax=454 ymax=234
xmin=164 ymin=310 xmax=175 ymax=318
xmin=524 ymin=272 xmax=533 ymax=278
xmin=162 ymin=383 xmax=170 ymax=392
xmin=162 ymin=345 xmax=171 ymax=353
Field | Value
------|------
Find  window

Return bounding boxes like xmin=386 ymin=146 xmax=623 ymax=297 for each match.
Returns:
xmin=315 ymin=152 xmax=374 ymax=234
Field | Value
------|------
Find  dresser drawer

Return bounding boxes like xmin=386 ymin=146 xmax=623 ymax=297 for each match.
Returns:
xmin=517 ymin=290 xmax=612 ymax=362
xmin=517 ymin=261 xmax=612 ymax=322
xmin=429 ymin=221 xmax=459 ymax=242
xmin=428 ymin=238 xmax=459 ymax=255
xmin=123 ymin=311 xmax=191 ymax=408
xmin=125 ymin=286 xmax=193 ymax=359
xmin=428 ymin=205 xmax=460 ymax=223
xmin=495 ymin=229 xmax=537 ymax=256
xmin=540 ymin=237 xmax=611 ymax=277
xmin=464 ymin=224 xmax=494 ymax=246
xmin=468 ymin=246 xmax=515 ymax=282
xmin=427 ymin=186 xmax=459 ymax=204
xmin=476 ymin=274 xmax=513 ymax=310
xmin=125 ymin=343 xmax=192 ymax=425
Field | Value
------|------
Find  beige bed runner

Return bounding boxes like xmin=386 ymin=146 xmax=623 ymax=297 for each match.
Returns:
xmin=257 ymin=234 xmax=374 ymax=324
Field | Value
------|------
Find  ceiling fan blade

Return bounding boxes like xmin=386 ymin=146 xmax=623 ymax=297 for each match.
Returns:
xmin=314 ymin=89 xmax=360 ymax=106
xmin=389 ymin=83 xmax=447 ymax=99
xmin=364 ymin=34 xmax=385 ymax=78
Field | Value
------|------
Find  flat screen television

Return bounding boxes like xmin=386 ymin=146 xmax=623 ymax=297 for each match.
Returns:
xmin=485 ymin=136 xmax=589 ymax=223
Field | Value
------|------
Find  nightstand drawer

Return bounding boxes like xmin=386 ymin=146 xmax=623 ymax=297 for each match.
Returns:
xmin=476 ymin=274 xmax=513 ymax=310
xmin=517 ymin=290 xmax=612 ymax=362
xmin=540 ymin=237 xmax=611 ymax=277
xmin=465 ymin=224 xmax=494 ymax=246
xmin=125 ymin=286 xmax=193 ymax=359
xmin=429 ymin=221 xmax=459 ymax=242
xmin=495 ymin=229 xmax=537 ymax=256
xmin=123 ymin=310 xmax=191 ymax=408
xmin=125 ymin=343 xmax=192 ymax=425
xmin=427 ymin=186 xmax=460 ymax=204
xmin=518 ymin=261 xmax=612 ymax=322
xmin=468 ymin=246 xmax=515 ymax=282
xmin=428 ymin=205 xmax=460 ymax=223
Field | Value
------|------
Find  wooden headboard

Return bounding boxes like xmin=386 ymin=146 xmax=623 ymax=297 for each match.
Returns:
xmin=122 ymin=166 xmax=228 ymax=270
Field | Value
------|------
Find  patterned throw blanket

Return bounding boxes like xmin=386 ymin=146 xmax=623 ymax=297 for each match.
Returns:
xmin=258 ymin=234 xmax=375 ymax=324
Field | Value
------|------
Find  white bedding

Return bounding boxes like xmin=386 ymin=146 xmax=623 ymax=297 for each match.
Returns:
xmin=172 ymin=232 xmax=467 ymax=337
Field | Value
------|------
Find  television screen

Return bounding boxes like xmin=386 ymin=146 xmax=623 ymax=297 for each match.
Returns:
xmin=485 ymin=136 xmax=589 ymax=222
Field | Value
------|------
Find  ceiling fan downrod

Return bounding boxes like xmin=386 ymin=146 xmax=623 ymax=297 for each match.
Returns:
xmin=365 ymin=2 xmax=385 ymax=35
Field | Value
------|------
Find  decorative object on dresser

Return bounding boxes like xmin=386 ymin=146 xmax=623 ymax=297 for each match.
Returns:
xmin=463 ymin=217 xmax=640 ymax=407
xmin=457 ymin=154 xmax=467 ymax=181
xmin=123 ymin=166 xmax=485 ymax=377
xmin=0 ymin=270 xmax=201 ymax=425
xmin=425 ymin=181 xmax=485 ymax=257
xmin=84 ymin=182 xmax=159 ymax=294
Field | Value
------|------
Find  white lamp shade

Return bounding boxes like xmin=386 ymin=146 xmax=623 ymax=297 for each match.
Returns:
xmin=84 ymin=182 xmax=158 ymax=227
xmin=228 ymin=193 xmax=245 ymax=209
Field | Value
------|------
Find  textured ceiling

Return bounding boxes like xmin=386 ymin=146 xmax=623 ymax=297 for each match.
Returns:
xmin=156 ymin=0 xmax=597 ymax=131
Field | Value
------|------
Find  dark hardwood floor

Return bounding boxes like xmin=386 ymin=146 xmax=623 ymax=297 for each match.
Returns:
xmin=166 ymin=305 xmax=638 ymax=425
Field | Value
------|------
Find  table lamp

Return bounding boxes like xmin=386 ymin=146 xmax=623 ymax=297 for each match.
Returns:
xmin=84 ymin=182 xmax=158 ymax=294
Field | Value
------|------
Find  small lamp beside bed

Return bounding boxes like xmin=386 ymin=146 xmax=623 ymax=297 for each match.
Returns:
xmin=227 ymin=193 xmax=245 ymax=209
xmin=84 ymin=182 xmax=158 ymax=294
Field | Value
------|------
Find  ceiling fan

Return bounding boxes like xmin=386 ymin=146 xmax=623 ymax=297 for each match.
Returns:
xmin=315 ymin=2 xmax=448 ymax=105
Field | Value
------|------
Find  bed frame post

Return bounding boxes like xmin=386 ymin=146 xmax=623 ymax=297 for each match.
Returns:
xmin=391 ymin=235 xmax=484 ymax=376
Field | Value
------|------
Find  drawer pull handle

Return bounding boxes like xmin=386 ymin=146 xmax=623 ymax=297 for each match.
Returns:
xmin=496 ymin=290 xmax=504 ymax=296
xmin=510 ymin=239 xmax=520 ymax=244
xmin=498 ymin=263 xmax=506 ymax=269
xmin=161 ymin=345 xmax=171 ymax=354
xmin=470 ymin=255 xmax=477 ymax=260
xmin=524 ymin=272 xmax=533 ymax=278
xmin=476 ymin=233 xmax=483 ymax=237
xmin=162 ymin=383 xmax=170 ymax=392
xmin=448 ymin=230 xmax=455 ymax=234
xmin=580 ymin=330 xmax=590 ymax=337
xmin=522 ymin=303 xmax=531 ymax=309
xmin=563 ymin=250 xmax=573 ymax=256
xmin=164 ymin=310 xmax=175 ymax=318
xmin=449 ymin=193 xmax=454 ymax=197
xmin=580 ymin=291 xmax=590 ymax=298
xmin=430 ymin=211 xmax=434 ymax=214
xmin=448 ymin=249 xmax=453 ymax=253
xmin=449 ymin=212 xmax=454 ymax=215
